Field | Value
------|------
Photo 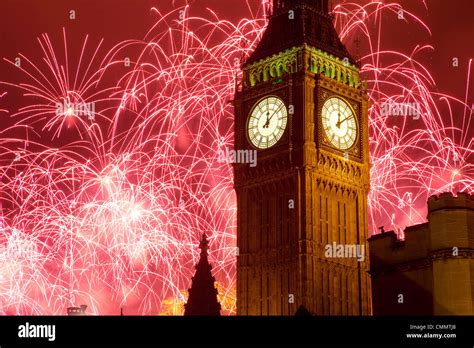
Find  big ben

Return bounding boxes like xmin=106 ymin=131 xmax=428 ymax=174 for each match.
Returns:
xmin=233 ymin=0 xmax=371 ymax=315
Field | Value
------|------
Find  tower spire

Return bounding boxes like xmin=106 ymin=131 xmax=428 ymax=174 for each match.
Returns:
xmin=246 ymin=0 xmax=354 ymax=65
xmin=183 ymin=233 xmax=221 ymax=316
xmin=273 ymin=0 xmax=329 ymax=14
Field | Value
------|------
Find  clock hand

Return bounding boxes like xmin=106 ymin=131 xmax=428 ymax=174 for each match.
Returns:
xmin=266 ymin=104 xmax=284 ymax=125
xmin=338 ymin=115 xmax=354 ymax=126
xmin=264 ymin=99 xmax=270 ymax=128
xmin=336 ymin=111 xmax=341 ymax=128
xmin=263 ymin=111 xmax=270 ymax=128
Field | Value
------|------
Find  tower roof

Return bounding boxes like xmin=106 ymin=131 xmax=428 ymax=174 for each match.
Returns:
xmin=245 ymin=0 xmax=355 ymax=66
xmin=183 ymin=233 xmax=221 ymax=316
xmin=274 ymin=0 xmax=329 ymax=13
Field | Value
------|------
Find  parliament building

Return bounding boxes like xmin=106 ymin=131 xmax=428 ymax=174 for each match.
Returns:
xmin=369 ymin=192 xmax=474 ymax=315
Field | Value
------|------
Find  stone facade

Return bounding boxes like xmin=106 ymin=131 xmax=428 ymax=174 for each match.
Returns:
xmin=369 ymin=192 xmax=474 ymax=315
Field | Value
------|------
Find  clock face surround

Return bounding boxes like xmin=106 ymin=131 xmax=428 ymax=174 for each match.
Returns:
xmin=247 ymin=96 xmax=288 ymax=149
xmin=321 ymin=97 xmax=358 ymax=150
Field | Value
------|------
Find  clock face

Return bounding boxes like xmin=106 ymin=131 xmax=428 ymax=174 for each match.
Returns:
xmin=321 ymin=97 xmax=358 ymax=150
xmin=247 ymin=96 xmax=288 ymax=149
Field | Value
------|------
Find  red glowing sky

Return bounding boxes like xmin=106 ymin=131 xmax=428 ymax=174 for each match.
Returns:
xmin=1 ymin=0 xmax=471 ymax=226
xmin=0 ymin=0 xmax=472 ymax=101
xmin=0 ymin=0 xmax=471 ymax=315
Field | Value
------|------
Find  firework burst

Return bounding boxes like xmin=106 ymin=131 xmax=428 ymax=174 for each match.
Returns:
xmin=0 ymin=0 xmax=472 ymax=315
xmin=334 ymin=1 xmax=473 ymax=233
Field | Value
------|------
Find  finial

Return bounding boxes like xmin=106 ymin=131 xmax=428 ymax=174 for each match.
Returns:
xmin=199 ymin=233 xmax=209 ymax=253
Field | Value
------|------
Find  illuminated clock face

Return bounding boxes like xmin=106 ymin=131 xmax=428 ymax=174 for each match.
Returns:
xmin=321 ymin=97 xmax=358 ymax=150
xmin=247 ymin=96 xmax=288 ymax=149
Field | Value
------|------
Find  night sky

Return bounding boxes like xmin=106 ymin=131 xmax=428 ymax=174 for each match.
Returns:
xmin=1 ymin=0 xmax=472 ymax=101
xmin=0 ymin=1 xmax=472 ymax=168
xmin=0 ymin=0 xmax=472 ymax=147
xmin=0 ymin=0 xmax=472 ymax=315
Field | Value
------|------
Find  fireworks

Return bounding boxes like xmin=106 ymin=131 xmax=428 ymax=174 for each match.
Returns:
xmin=334 ymin=1 xmax=473 ymax=232
xmin=2 ymin=28 xmax=121 ymax=141
xmin=0 ymin=0 xmax=472 ymax=315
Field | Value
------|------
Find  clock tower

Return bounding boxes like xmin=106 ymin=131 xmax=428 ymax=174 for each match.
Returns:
xmin=233 ymin=0 xmax=371 ymax=315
